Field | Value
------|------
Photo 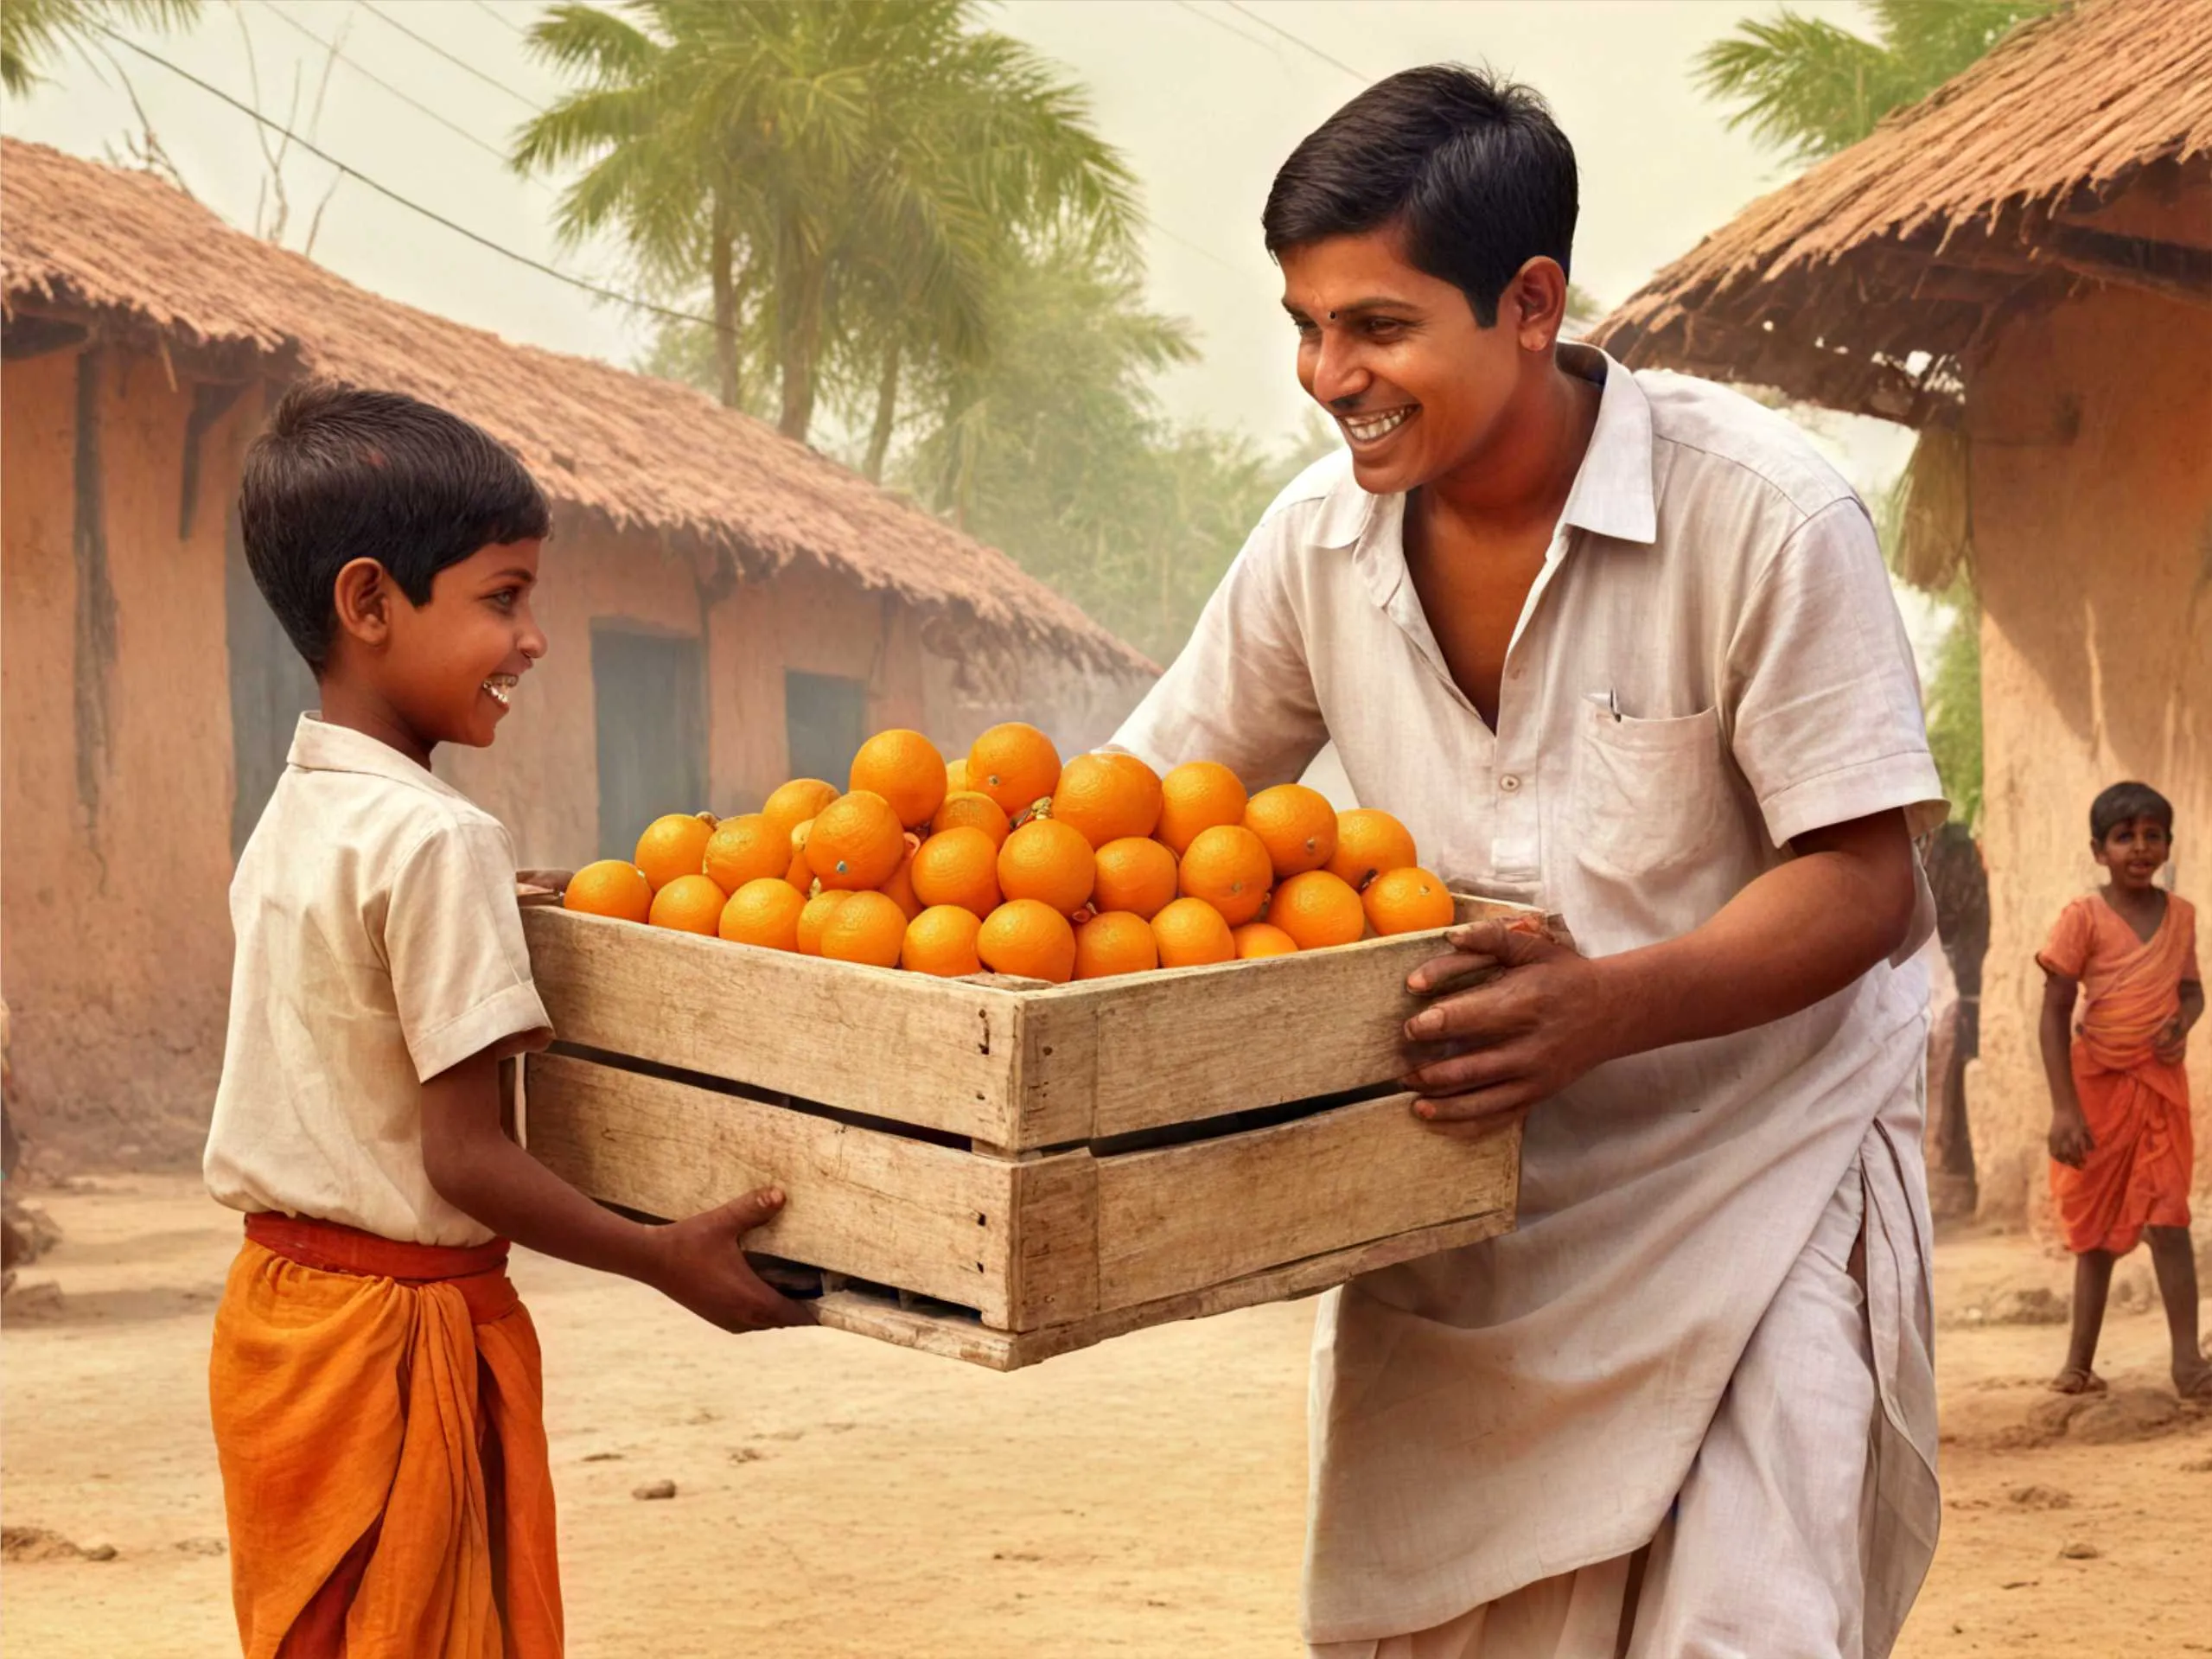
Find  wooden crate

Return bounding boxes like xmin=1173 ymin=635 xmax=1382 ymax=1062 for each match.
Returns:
xmin=519 ymin=899 xmax=1527 ymax=1369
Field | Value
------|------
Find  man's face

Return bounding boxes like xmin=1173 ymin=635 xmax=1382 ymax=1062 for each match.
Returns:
xmin=1278 ymin=229 xmax=1524 ymax=495
xmin=380 ymin=538 xmax=547 ymax=750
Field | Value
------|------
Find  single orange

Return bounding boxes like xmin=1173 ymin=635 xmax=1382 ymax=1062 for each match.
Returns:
xmin=1245 ymin=783 xmax=1340 ymax=880
xmin=703 ymin=814 xmax=787 ymax=894
xmin=968 ymin=723 xmax=1062 ymax=818
xmin=946 ymin=757 xmax=971 ymax=794
xmin=903 ymin=905 xmax=985 ymax=977
xmin=562 ymin=859 xmax=652 ymax=922
xmin=977 ymin=899 xmax=1078 ymax=984
xmin=911 ymin=826 xmax=1004 ymax=918
xmin=1157 ymin=761 xmax=1247 ymax=856
xmin=1177 ymin=823 xmax=1273 ymax=926
xmin=648 ymin=872 xmax=727 ymax=935
xmin=879 ymin=841 xmax=925 ymax=921
xmin=1329 ymin=808 xmax=1419 ymax=892
xmin=997 ymin=818 xmax=1096 ymax=916
xmin=851 ymin=729 xmax=947 ymax=829
xmin=818 ymin=890 xmax=908 ymax=968
xmin=1151 ymin=896 xmax=1235 ymax=967
xmin=1092 ymin=836 xmax=1179 ymax=920
xmin=762 ymin=778 xmax=838 ymax=848
xmin=805 ymin=791 xmax=907 ymax=890
xmin=1364 ymin=866 xmax=1456 ymax=935
xmin=1233 ymin=922 xmax=1300 ymax=960
xmin=1270 ymin=870 xmax=1366 ymax=949
xmin=634 ymin=812 xmax=717 ymax=892
xmin=796 ymin=890 xmax=856 ymax=955
xmin=718 ymin=877 xmax=806 ymax=952
xmin=934 ymin=790 xmax=1011 ymax=846
xmin=1074 ymin=911 xmax=1160 ymax=979
xmin=1051 ymin=752 xmax=1163 ymax=847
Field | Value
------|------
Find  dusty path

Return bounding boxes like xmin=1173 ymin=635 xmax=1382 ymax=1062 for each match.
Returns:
xmin=3 ymin=1177 xmax=2208 ymax=1657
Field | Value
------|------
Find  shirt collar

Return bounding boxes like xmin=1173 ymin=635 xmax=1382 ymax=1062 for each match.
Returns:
xmin=286 ymin=712 xmax=472 ymax=802
xmin=1316 ymin=341 xmax=1660 ymax=555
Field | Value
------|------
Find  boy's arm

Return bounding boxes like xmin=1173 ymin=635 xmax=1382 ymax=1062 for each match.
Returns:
xmin=420 ymin=1043 xmax=813 ymax=1331
xmin=2157 ymin=977 xmax=2204 ymax=1064
xmin=2040 ymin=973 xmax=2092 ymax=1168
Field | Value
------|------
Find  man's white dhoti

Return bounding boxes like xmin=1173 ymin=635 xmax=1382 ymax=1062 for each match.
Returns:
xmin=1113 ymin=345 xmax=1945 ymax=1656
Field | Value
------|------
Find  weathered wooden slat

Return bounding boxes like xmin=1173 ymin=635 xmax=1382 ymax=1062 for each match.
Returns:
xmin=814 ymin=1205 xmax=1517 ymax=1371
xmin=1091 ymin=1095 xmax=1519 ymax=1313
xmin=523 ymin=1053 xmax=1018 ymax=1322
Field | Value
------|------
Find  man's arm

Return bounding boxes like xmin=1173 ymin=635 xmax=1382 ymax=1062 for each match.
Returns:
xmin=419 ymin=1044 xmax=813 ymax=1330
xmin=1399 ymin=808 xmax=1918 ymax=1126
xmin=2040 ymin=974 xmax=2092 ymax=1167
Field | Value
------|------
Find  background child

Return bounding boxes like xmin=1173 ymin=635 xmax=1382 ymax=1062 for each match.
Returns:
xmin=203 ymin=382 xmax=811 ymax=1658
xmin=2038 ymin=780 xmax=2207 ymax=1399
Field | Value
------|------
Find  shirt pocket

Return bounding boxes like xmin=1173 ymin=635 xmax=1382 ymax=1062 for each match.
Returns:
xmin=1570 ymin=702 xmax=1731 ymax=882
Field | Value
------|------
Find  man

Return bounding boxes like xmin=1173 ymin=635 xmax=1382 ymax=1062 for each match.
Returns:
xmin=1114 ymin=67 xmax=1942 ymax=1658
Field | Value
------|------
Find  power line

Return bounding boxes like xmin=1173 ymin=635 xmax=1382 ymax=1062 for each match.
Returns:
xmin=1170 ymin=0 xmax=1286 ymax=59
xmin=252 ymin=1 xmax=516 ymax=168
xmin=1220 ymin=0 xmax=1370 ymax=84
xmin=469 ymin=0 xmax=529 ymax=39
xmin=355 ymin=0 xmax=545 ymax=113
xmin=93 ymin=25 xmax=730 ymax=336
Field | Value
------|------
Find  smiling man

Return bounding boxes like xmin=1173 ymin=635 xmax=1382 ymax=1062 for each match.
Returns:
xmin=1112 ymin=67 xmax=1946 ymax=1659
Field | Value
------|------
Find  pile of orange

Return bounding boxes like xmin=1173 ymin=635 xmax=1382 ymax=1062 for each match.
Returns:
xmin=561 ymin=723 xmax=1455 ymax=985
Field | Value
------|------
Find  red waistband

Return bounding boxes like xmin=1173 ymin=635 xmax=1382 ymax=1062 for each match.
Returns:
xmin=245 ymin=1211 xmax=512 ymax=1283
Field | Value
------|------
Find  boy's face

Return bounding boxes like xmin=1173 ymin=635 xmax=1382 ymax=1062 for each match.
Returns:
xmin=2093 ymin=814 xmax=2171 ymax=891
xmin=376 ymin=539 xmax=546 ymax=750
xmin=1278 ymin=229 xmax=1546 ymax=496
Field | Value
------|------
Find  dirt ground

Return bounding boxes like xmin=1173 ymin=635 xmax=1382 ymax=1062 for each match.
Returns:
xmin=3 ymin=1176 xmax=2208 ymax=1658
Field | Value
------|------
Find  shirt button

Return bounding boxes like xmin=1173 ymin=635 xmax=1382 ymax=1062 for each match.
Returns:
xmin=1499 ymin=775 xmax=1521 ymax=794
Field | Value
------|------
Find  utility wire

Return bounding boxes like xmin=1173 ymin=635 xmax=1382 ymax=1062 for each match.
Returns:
xmin=470 ymin=0 xmax=529 ymax=39
xmin=1221 ymin=0 xmax=1370 ymax=84
xmin=355 ymin=0 xmax=546 ymax=112
xmin=252 ymin=0 xmax=517 ymax=168
xmin=93 ymin=25 xmax=732 ymax=336
xmin=1170 ymin=0 xmax=1286 ymax=59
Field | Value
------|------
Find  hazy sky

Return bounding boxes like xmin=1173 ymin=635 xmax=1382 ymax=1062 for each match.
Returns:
xmin=2 ymin=0 xmax=1909 ymax=488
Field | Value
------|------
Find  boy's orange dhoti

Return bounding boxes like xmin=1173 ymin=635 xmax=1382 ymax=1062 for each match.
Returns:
xmin=208 ymin=1215 xmax=562 ymax=1659
xmin=2041 ymin=896 xmax=2197 ymax=1257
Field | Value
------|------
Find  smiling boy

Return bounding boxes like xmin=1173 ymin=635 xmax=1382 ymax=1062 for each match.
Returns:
xmin=204 ymin=383 xmax=809 ymax=1658
xmin=1115 ymin=68 xmax=1946 ymax=1656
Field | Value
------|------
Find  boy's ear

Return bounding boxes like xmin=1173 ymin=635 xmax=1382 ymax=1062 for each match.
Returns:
xmin=1512 ymin=257 xmax=1570 ymax=354
xmin=331 ymin=558 xmax=396 ymax=650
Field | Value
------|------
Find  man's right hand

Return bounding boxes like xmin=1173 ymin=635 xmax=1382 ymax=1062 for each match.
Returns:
xmin=648 ymin=1189 xmax=818 ymax=1331
xmin=2047 ymin=1108 xmax=2094 ymax=1170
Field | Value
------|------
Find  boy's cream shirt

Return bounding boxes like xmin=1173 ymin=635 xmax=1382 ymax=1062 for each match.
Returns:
xmin=205 ymin=715 xmax=551 ymax=1247
xmin=1114 ymin=345 xmax=1946 ymax=1647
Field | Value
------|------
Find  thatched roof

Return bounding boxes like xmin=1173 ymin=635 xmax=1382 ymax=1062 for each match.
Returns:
xmin=1594 ymin=0 xmax=2212 ymax=425
xmin=0 ymin=137 xmax=1151 ymax=677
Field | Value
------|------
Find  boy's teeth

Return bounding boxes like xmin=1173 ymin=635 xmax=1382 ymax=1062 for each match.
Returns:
xmin=483 ymin=679 xmax=513 ymax=706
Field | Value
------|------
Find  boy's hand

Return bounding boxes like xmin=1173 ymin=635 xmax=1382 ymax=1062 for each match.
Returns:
xmin=647 ymin=1189 xmax=819 ymax=1332
xmin=2153 ymin=1014 xmax=2190 ymax=1067
xmin=2048 ymin=1108 xmax=2094 ymax=1169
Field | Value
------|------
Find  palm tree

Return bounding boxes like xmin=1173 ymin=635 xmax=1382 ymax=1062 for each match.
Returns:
xmin=513 ymin=0 xmax=1138 ymax=445
xmin=1695 ymin=0 xmax=2058 ymax=162
xmin=2 ymin=0 xmax=201 ymax=96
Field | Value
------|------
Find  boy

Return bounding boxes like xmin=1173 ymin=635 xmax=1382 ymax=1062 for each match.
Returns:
xmin=1115 ymin=67 xmax=1944 ymax=1657
xmin=203 ymin=382 xmax=810 ymax=1658
xmin=2039 ymin=781 xmax=2207 ymax=1399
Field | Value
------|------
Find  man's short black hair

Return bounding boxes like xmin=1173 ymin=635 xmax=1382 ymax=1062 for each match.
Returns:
xmin=2090 ymin=781 xmax=2174 ymax=843
xmin=239 ymin=381 xmax=551 ymax=669
xmin=1263 ymin=63 xmax=1578 ymax=328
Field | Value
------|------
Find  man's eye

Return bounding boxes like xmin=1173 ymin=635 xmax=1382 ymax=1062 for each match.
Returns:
xmin=489 ymin=590 xmax=518 ymax=609
xmin=1365 ymin=318 xmax=1405 ymax=337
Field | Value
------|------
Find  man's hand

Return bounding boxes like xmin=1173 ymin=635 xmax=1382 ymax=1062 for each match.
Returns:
xmin=1399 ymin=920 xmax=1623 ymax=1133
xmin=2048 ymin=1107 xmax=2094 ymax=1169
xmin=645 ymin=1189 xmax=818 ymax=1332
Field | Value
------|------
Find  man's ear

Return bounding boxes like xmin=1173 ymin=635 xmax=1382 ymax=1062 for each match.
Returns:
xmin=1510 ymin=257 xmax=1570 ymax=353
xmin=332 ymin=558 xmax=396 ymax=651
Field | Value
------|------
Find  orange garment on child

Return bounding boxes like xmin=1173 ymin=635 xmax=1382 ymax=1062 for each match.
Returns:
xmin=209 ymin=1214 xmax=562 ymax=1659
xmin=2037 ymin=893 xmax=2199 ymax=1256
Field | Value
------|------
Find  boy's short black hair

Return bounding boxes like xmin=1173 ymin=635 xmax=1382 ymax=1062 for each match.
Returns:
xmin=2090 ymin=781 xmax=2174 ymax=842
xmin=1262 ymin=64 xmax=1578 ymax=328
xmin=239 ymin=381 xmax=551 ymax=669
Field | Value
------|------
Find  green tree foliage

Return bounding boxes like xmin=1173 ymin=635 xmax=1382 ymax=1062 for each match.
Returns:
xmin=513 ymin=0 xmax=1136 ymax=445
xmin=1 ymin=0 xmax=201 ymax=95
xmin=1694 ymin=0 xmax=2058 ymax=162
xmin=1926 ymin=592 xmax=1983 ymax=830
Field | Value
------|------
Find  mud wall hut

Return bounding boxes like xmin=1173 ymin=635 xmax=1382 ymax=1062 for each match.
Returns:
xmin=0 ymin=138 xmax=1154 ymax=1162
xmin=1593 ymin=0 xmax=2212 ymax=1223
